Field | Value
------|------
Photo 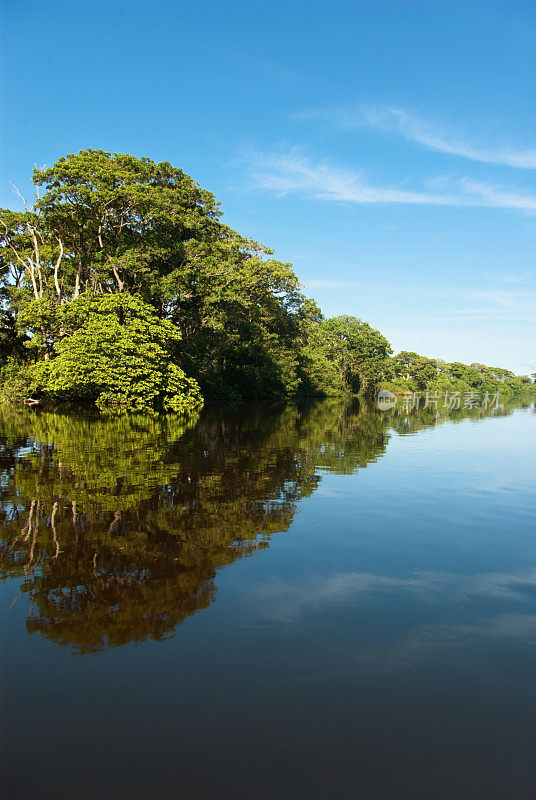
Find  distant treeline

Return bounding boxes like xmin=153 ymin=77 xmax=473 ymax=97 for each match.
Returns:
xmin=1 ymin=150 xmax=533 ymax=411
xmin=386 ymin=352 xmax=534 ymax=396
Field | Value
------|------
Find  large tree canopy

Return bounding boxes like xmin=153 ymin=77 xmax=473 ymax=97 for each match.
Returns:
xmin=32 ymin=149 xmax=221 ymax=301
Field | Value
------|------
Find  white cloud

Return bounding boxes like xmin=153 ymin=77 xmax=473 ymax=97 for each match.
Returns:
xmin=297 ymin=105 xmax=536 ymax=169
xmin=460 ymin=177 xmax=536 ymax=211
xmin=246 ymin=149 xmax=536 ymax=213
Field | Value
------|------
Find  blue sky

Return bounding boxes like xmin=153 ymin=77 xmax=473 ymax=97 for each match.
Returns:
xmin=1 ymin=0 xmax=535 ymax=374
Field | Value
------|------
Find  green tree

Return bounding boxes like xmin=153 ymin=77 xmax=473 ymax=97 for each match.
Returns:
xmin=392 ymin=351 xmax=437 ymax=389
xmin=32 ymin=149 xmax=221 ymax=301
xmin=319 ymin=316 xmax=393 ymax=397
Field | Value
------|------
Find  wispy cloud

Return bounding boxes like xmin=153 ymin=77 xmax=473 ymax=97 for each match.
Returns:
xmin=433 ymin=288 xmax=536 ymax=323
xmin=249 ymin=568 xmax=536 ymax=623
xmin=242 ymin=569 xmax=536 ymax=675
xmin=246 ymin=149 xmax=536 ymax=213
xmin=492 ymin=272 xmax=534 ymax=285
xmin=297 ymin=105 xmax=536 ymax=169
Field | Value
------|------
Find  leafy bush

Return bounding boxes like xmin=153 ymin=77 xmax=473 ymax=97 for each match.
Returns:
xmin=33 ymin=293 xmax=203 ymax=413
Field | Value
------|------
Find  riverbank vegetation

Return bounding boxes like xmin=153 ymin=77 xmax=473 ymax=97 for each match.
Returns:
xmin=1 ymin=149 xmax=533 ymax=411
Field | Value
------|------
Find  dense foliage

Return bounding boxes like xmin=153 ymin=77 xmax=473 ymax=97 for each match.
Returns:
xmin=0 ymin=149 xmax=532 ymax=409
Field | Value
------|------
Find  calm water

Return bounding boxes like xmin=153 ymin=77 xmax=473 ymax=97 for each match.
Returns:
xmin=1 ymin=398 xmax=535 ymax=799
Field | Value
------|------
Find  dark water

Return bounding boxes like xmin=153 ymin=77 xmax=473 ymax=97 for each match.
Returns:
xmin=1 ymin=398 xmax=535 ymax=799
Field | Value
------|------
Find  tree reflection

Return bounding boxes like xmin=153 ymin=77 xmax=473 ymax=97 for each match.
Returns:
xmin=0 ymin=397 xmax=520 ymax=653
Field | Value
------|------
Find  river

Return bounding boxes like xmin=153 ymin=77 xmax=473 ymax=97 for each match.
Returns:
xmin=1 ymin=397 xmax=535 ymax=798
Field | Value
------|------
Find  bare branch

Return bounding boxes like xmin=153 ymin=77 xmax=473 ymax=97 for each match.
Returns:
xmin=26 ymin=256 xmax=39 ymax=301
xmin=10 ymin=182 xmax=30 ymax=212
xmin=54 ymin=238 xmax=64 ymax=299
xmin=73 ymin=263 xmax=81 ymax=298
xmin=112 ymin=264 xmax=124 ymax=292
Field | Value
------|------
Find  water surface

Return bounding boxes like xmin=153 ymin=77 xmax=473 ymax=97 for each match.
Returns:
xmin=1 ymin=398 xmax=535 ymax=798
